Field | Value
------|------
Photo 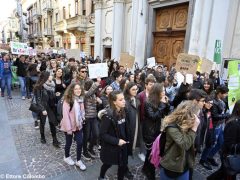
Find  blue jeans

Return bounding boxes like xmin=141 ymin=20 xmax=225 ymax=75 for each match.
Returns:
xmin=160 ymin=168 xmax=189 ymax=180
xmin=1 ymin=73 xmax=12 ymax=97
xmin=208 ymin=124 xmax=224 ymax=159
xmin=65 ymin=130 xmax=83 ymax=161
xmin=18 ymin=76 xmax=26 ymax=97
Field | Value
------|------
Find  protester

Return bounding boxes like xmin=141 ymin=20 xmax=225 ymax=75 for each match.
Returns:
xmin=34 ymin=71 xmax=60 ymax=147
xmin=160 ymin=100 xmax=201 ymax=180
xmin=142 ymin=83 xmax=170 ymax=180
xmin=98 ymin=91 xmax=130 ymax=180
xmin=60 ymin=83 xmax=86 ymax=170
xmin=0 ymin=53 xmax=12 ymax=99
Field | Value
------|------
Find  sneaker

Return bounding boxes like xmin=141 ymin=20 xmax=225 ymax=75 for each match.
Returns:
xmin=138 ymin=153 xmax=146 ymax=162
xmin=207 ymin=158 xmax=219 ymax=167
xmin=82 ymin=152 xmax=91 ymax=161
xmin=64 ymin=156 xmax=75 ymax=166
xmin=22 ymin=96 xmax=26 ymax=100
xmin=34 ymin=121 xmax=39 ymax=129
xmin=75 ymin=160 xmax=86 ymax=171
xmin=88 ymin=149 xmax=97 ymax=158
xmin=41 ymin=137 xmax=46 ymax=144
xmin=199 ymin=159 xmax=212 ymax=170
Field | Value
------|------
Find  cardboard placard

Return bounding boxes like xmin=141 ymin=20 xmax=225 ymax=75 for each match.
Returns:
xmin=176 ymin=72 xmax=193 ymax=85
xmin=10 ymin=42 xmax=29 ymax=55
xmin=88 ymin=63 xmax=108 ymax=79
xmin=175 ymin=53 xmax=200 ymax=74
xmin=147 ymin=57 xmax=156 ymax=68
xmin=119 ymin=53 xmax=135 ymax=69
xmin=28 ymin=47 xmax=37 ymax=56
xmin=200 ymin=58 xmax=214 ymax=73
xmin=66 ymin=49 xmax=81 ymax=61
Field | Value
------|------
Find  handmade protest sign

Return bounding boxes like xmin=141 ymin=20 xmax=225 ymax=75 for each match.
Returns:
xmin=88 ymin=63 xmax=108 ymax=79
xmin=175 ymin=53 xmax=200 ymax=74
xmin=119 ymin=53 xmax=135 ymax=69
xmin=66 ymin=49 xmax=81 ymax=61
xmin=147 ymin=57 xmax=156 ymax=68
xmin=10 ymin=42 xmax=29 ymax=55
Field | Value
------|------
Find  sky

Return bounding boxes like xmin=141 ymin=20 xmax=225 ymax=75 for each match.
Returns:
xmin=0 ymin=0 xmax=16 ymax=22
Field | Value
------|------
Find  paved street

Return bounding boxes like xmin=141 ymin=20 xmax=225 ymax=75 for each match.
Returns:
xmin=0 ymin=90 xmax=236 ymax=180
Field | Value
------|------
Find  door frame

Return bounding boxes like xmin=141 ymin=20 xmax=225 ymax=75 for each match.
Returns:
xmin=103 ymin=45 xmax=112 ymax=59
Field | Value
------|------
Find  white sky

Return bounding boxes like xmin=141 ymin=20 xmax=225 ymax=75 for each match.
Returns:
xmin=0 ymin=0 xmax=16 ymax=22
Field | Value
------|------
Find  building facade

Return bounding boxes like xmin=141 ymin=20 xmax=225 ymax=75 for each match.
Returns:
xmin=94 ymin=0 xmax=240 ymax=68
xmin=24 ymin=0 xmax=95 ymax=55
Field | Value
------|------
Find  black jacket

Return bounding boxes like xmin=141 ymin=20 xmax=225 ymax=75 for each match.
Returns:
xmin=223 ymin=118 xmax=240 ymax=155
xmin=142 ymin=101 xmax=170 ymax=143
xmin=14 ymin=58 xmax=28 ymax=77
xmin=99 ymin=108 xmax=130 ymax=165
xmin=125 ymin=97 xmax=140 ymax=150
xmin=211 ymin=98 xmax=230 ymax=126
xmin=35 ymin=87 xmax=57 ymax=125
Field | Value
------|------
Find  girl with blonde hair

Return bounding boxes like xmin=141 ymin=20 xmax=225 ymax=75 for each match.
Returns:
xmin=160 ymin=100 xmax=200 ymax=180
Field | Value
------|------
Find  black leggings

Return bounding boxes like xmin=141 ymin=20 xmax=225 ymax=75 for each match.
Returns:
xmin=100 ymin=164 xmax=126 ymax=180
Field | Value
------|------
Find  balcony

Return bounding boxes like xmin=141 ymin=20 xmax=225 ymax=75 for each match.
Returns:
xmin=33 ymin=32 xmax=42 ymax=38
xmin=43 ymin=28 xmax=53 ymax=37
xmin=66 ymin=15 xmax=87 ymax=31
xmin=54 ymin=21 xmax=66 ymax=33
xmin=42 ymin=0 xmax=53 ymax=12
xmin=32 ymin=9 xmax=42 ymax=19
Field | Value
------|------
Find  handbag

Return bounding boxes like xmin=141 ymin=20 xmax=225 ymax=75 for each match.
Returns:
xmin=29 ymin=95 xmax=41 ymax=114
xmin=223 ymin=145 xmax=240 ymax=175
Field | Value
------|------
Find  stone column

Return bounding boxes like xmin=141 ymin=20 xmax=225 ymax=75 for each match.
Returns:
xmin=94 ymin=0 xmax=103 ymax=59
xmin=112 ymin=0 xmax=125 ymax=59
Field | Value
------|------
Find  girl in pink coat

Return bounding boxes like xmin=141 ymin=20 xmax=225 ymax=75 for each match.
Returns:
xmin=60 ymin=83 xmax=86 ymax=170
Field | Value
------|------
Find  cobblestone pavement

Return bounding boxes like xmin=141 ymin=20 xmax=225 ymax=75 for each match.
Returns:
xmin=1 ymin=90 xmax=239 ymax=180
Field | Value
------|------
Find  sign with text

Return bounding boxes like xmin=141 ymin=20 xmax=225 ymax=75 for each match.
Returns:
xmin=88 ymin=63 xmax=108 ymax=79
xmin=10 ymin=42 xmax=29 ymax=55
xmin=175 ymin=53 xmax=200 ymax=74
xmin=197 ymin=58 xmax=214 ymax=74
xmin=28 ymin=47 xmax=37 ymax=56
xmin=66 ymin=49 xmax=81 ymax=61
xmin=119 ymin=53 xmax=135 ymax=69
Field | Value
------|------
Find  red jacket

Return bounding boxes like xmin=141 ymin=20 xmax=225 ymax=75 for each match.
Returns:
xmin=137 ymin=91 xmax=147 ymax=122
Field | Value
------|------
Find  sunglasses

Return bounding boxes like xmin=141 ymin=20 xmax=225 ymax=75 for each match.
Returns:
xmin=80 ymin=71 xmax=87 ymax=73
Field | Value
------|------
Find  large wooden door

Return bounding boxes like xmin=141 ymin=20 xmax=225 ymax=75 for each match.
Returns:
xmin=153 ymin=3 xmax=188 ymax=67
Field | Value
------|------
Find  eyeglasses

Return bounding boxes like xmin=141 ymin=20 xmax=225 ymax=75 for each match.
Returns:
xmin=80 ymin=71 xmax=87 ymax=73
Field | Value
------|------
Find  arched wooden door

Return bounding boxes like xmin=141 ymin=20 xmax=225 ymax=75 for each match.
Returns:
xmin=153 ymin=3 xmax=189 ymax=68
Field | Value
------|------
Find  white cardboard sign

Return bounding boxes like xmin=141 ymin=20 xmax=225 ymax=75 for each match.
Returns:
xmin=88 ymin=63 xmax=108 ymax=79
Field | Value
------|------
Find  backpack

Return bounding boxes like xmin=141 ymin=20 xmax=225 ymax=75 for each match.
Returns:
xmin=150 ymin=124 xmax=178 ymax=168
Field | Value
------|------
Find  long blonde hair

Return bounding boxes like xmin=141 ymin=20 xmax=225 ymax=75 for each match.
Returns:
xmin=161 ymin=101 xmax=200 ymax=132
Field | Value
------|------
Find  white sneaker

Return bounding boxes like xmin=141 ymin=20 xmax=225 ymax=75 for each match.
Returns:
xmin=75 ymin=160 xmax=86 ymax=171
xmin=64 ymin=156 xmax=75 ymax=166
xmin=138 ymin=153 xmax=146 ymax=162
xmin=22 ymin=96 xmax=26 ymax=100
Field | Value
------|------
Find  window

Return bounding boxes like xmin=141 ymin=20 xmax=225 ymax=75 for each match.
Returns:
xmin=68 ymin=4 xmax=71 ymax=18
xmin=63 ymin=6 xmax=66 ymax=19
xmin=75 ymin=0 xmax=78 ymax=15
xmin=56 ymin=41 xmax=59 ymax=47
xmin=55 ymin=13 xmax=58 ymax=22
xmin=90 ymin=37 xmax=94 ymax=43
xmin=91 ymin=0 xmax=95 ymax=14
xmin=82 ymin=0 xmax=86 ymax=15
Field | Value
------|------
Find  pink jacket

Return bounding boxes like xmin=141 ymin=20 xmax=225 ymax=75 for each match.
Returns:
xmin=60 ymin=101 xmax=84 ymax=133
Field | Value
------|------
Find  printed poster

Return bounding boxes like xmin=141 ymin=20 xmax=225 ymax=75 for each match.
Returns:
xmin=228 ymin=60 xmax=240 ymax=113
xmin=88 ymin=63 xmax=108 ymax=79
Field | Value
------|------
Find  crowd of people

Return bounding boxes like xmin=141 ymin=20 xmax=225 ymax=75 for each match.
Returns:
xmin=0 ymin=52 xmax=239 ymax=180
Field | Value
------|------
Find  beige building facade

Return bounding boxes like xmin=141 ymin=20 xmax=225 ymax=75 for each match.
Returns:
xmin=25 ymin=0 xmax=95 ymax=56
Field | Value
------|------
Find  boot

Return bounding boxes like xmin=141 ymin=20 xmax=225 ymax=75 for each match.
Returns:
xmin=52 ymin=136 xmax=60 ymax=148
xmin=41 ymin=134 xmax=46 ymax=144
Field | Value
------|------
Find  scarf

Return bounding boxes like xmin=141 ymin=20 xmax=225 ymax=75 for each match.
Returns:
xmin=74 ymin=96 xmax=85 ymax=130
xmin=43 ymin=81 xmax=55 ymax=92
